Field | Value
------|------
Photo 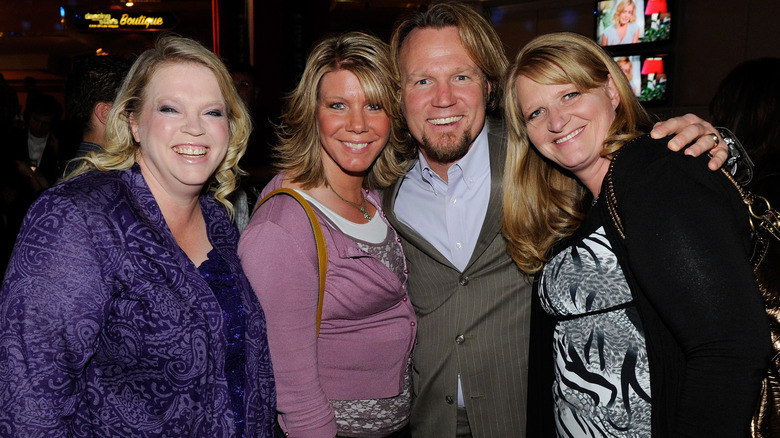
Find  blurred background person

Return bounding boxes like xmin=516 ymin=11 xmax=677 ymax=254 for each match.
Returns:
xmin=63 ymin=54 xmax=132 ymax=169
xmin=710 ymin=57 xmax=780 ymax=207
xmin=0 ymin=93 xmax=64 ymax=272
xmin=0 ymin=35 xmax=276 ymax=437
xmin=238 ymin=31 xmax=417 ymax=438
xmin=503 ymin=32 xmax=770 ymax=436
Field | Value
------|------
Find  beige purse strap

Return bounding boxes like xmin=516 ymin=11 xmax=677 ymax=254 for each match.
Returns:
xmin=253 ymin=188 xmax=327 ymax=337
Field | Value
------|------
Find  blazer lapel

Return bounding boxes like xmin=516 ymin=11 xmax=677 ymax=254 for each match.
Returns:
xmin=462 ymin=116 xmax=506 ymax=272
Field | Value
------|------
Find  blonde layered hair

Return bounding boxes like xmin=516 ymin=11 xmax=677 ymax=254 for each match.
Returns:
xmin=613 ymin=0 xmax=638 ymax=26
xmin=66 ymin=34 xmax=251 ymax=218
xmin=502 ymin=32 xmax=654 ymax=274
xmin=390 ymin=1 xmax=508 ymax=112
xmin=275 ymin=31 xmax=414 ymax=190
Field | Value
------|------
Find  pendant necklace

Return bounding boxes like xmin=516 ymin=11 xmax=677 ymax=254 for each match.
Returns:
xmin=329 ymin=185 xmax=372 ymax=221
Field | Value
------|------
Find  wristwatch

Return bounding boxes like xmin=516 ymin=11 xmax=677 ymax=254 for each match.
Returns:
xmin=716 ymin=127 xmax=754 ymax=186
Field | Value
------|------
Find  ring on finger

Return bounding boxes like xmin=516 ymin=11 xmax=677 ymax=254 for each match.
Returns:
xmin=710 ymin=133 xmax=719 ymax=147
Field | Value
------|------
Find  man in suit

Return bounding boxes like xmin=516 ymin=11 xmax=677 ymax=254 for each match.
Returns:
xmin=382 ymin=3 xmax=731 ymax=437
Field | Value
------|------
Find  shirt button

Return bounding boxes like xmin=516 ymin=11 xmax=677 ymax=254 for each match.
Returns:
xmin=404 ymin=269 xmax=409 ymax=274
xmin=411 ymin=322 xmax=416 ymax=326
xmin=402 ymin=297 xmax=408 ymax=302
xmin=450 ymin=197 xmax=457 ymax=204
xmin=455 ymin=334 xmax=465 ymax=344
xmin=397 ymin=238 xmax=401 ymax=243
xmin=459 ymin=276 xmax=469 ymax=286
xmin=445 ymin=395 xmax=454 ymax=404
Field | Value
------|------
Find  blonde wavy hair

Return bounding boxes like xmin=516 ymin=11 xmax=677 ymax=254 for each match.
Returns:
xmin=274 ymin=31 xmax=415 ymax=190
xmin=502 ymin=32 xmax=654 ymax=274
xmin=612 ymin=0 xmax=638 ymax=26
xmin=65 ymin=34 xmax=251 ymax=218
xmin=390 ymin=1 xmax=508 ymax=112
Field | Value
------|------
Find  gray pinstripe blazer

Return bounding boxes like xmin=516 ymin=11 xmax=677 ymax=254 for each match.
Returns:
xmin=382 ymin=117 xmax=533 ymax=438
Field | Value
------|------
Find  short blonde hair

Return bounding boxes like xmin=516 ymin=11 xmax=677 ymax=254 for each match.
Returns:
xmin=390 ymin=1 xmax=508 ymax=112
xmin=65 ymin=34 xmax=251 ymax=218
xmin=502 ymin=32 xmax=654 ymax=274
xmin=274 ymin=31 xmax=414 ymax=189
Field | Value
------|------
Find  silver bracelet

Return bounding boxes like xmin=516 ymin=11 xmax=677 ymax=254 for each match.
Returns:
xmin=716 ymin=127 xmax=754 ymax=185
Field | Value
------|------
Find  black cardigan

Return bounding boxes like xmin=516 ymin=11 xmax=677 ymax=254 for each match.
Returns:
xmin=526 ymin=135 xmax=772 ymax=437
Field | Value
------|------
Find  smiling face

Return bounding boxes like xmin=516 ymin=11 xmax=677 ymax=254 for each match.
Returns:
xmin=131 ymin=62 xmax=229 ymax=199
xmin=515 ymin=74 xmax=619 ymax=187
xmin=399 ymin=26 xmax=488 ymax=170
xmin=317 ymin=69 xmax=390 ymax=180
xmin=619 ymin=3 xmax=635 ymax=25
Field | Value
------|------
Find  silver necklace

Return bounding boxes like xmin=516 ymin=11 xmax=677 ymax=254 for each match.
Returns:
xmin=329 ymin=185 xmax=371 ymax=221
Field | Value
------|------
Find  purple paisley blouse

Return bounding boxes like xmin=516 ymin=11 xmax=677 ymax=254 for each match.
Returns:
xmin=0 ymin=164 xmax=276 ymax=437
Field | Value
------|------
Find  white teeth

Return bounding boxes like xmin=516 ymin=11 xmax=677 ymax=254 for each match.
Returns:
xmin=173 ymin=145 xmax=207 ymax=157
xmin=555 ymin=127 xmax=583 ymax=144
xmin=343 ymin=142 xmax=369 ymax=150
xmin=428 ymin=116 xmax=463 ymax=125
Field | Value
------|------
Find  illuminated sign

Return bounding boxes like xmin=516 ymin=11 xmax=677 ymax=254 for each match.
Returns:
xmin=70 ymin=11 xmax=178 ymax=31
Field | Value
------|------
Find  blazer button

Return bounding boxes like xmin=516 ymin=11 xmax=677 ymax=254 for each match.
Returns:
xmin=445 ymin=395 xmax=454 ymax=404
xmin=459 ymin=276 xmax=469 ymax=286
xmin=455 ymin=334 xmax=465 ymax=344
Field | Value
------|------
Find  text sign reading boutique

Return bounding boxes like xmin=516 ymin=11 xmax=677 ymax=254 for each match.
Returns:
xmin=70 ymin=11 xmax=178 ymax=31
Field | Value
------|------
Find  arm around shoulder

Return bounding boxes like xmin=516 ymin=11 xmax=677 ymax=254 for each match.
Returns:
xmin=618 ymin=151 xmax=771 ymax=435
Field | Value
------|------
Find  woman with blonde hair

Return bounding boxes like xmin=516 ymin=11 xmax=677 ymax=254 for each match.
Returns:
xmin=238 ymin=31 xmax=416 ymax=438
xmin=0 ymin=35 xmax=276 ymax=437
xmin=503 ymin=32 xmax=770 ymax=436
xmin=601 ymin=0 xmax=641 ymax=46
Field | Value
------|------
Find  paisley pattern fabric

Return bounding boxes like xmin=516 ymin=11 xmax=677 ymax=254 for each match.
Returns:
xmin=0 ymin=164 xmax=276 ymax=437
xmin=539 ymin=226 xmax=651 ymax=437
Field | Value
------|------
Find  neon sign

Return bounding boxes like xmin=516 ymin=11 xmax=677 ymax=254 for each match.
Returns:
xmin=70 ymin=11 xmax=178 ymax=31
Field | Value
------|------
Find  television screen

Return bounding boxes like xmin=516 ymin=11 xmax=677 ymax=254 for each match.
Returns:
xmin=596 ymin=0 xmax=670 ymax=47
xmin=613 ymin=54 xmax=669 ymax=102
xmin=613 ymin=55 xmax=642 ymax=97
xmin=620 ymin=54 xmax=669 ymax=102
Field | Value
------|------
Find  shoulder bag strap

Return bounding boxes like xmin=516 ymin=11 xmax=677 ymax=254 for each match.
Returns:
xmin=253 ymin=188 xmax=327 ymax=337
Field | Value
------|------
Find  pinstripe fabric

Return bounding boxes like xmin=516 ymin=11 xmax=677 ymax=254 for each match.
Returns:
xmin=382 ymin=117 xmax=533 ymax=438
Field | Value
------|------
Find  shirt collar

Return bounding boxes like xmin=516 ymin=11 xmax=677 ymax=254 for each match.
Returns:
xmin=413 ymin=123 xmax=490 ymax=192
